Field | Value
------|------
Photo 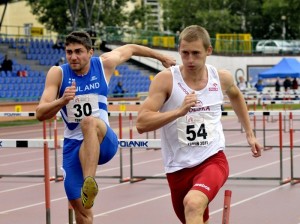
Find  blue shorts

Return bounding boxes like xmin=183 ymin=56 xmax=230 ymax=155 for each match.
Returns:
xmin=62 ymin=124 xmax=118 ymax=200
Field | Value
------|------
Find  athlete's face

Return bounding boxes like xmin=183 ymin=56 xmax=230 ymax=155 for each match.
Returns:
xmin=179 ymin=39 xmax=212 ymax=72
xmin=65 ymin=43 xmax=93 ymax=75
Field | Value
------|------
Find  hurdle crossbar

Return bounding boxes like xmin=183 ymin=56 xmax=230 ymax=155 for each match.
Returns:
xmin=1 ymin=110 xmax=299 ymax=183
xmin=1 ymin=110 xmax=300 ymax=118
xmin=0 ymin=133 xmax=293 ymax=184
xmin=118 ymin=139 xmax=289 ymax=184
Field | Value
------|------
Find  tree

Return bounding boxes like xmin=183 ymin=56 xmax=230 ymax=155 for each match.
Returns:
xmin=160 ymin=0 xmax=243 ymax=38
xmin=25 ymin=0 xmax=70 ymax=34
xmin=262 ymin=0 xmax=300 ymax=39
xmin=159 ymin=0 xmax=300 ymax=40
xmin=25 ymin=0 xmax=128 ymax=35
xmin=24 ymin=0 xmax=300 ymax=41
xmin=127 ymin=4 xmax=149 ymax=30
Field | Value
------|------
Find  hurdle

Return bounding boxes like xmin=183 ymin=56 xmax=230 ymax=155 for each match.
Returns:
xmin=0 ymin=111 xmax=132 ymax=182
xmin=0 ymin=111 xmax=130 ymax=224
xmin=287 ymin=112 xmax=300 ymax=185
xmin=115 ymin=111 xmax=299 ymax=185
xmin=1 ymin=110 xmax=299 ymax=184
xmin=0 ymin=137 xmax=53 ymax=223
xmin=1 ymin=109 xmax=299 ymax=223
xmin=44 ymin=141 xmax=51 ymax=224
xmin=0 ymin=112 xmax=55 ymax=179
xmin=114 ymin=110 xmax=300 ymax=151
xmin=0 ymin=138 xmax=54 ymax=224
xmin=222 ymin=190 xmax=232 ymax=224
xmin=51 ymin=112 xmax=128 ymax=182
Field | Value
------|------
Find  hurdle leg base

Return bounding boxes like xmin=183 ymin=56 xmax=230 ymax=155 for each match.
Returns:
xmin=280 ymin=177 xmax=292 ymax=185
xmin=130 ymin=178 xmax=146 ymax=183
xmin=120 ymin=177 xmax=131 ymax=183
xmin=291 ymin=179 xmax=300 ymax=185
xmin=263 ymin=146 xmax=273 ymax=151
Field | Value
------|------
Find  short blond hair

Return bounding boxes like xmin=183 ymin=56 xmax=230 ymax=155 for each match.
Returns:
xmin=179 ymin=25 xmax=211 ymax=50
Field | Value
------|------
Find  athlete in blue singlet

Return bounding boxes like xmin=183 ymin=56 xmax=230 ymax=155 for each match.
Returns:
xmin=36 ymin=31 xmax=176 ymax=224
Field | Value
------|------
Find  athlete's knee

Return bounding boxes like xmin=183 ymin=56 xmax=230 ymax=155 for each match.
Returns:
xmin=81 ymin=117 xmax=106 ymax=139
xmin=81 ymin=117 xmax=104 ymax=131
xmin=183 ymin=191 xmax=207 ymax=217
xmin=183 ymin=196 xmax=203 ymax=216
xmin=81 ymin=116 xmax=97 ymax=130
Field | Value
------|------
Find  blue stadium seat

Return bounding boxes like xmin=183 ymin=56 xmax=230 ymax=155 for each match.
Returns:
xmin=6 ymin=71 xmax=12 ymax=77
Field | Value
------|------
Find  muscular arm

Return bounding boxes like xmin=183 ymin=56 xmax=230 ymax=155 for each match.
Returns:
xmin=136 ymin=70 xmax=177 ymax=133
xmin=136 ymin=69 xmax=197 ymax=133
xmin=101 ymin=44 xmax=176 ymax=81
xmin=219 ymin=69 xmax=262 ymax=157
xmin=220 ymin=70 xmax=251 ymax=133
xmin=36 ymin=66 xmax=75 ymax=121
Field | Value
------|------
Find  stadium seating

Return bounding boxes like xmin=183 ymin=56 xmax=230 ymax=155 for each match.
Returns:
xmin=108 ymin=64 xmax=152 ymax=97
xmin=1 ymin=37 xmax=154 ymax=101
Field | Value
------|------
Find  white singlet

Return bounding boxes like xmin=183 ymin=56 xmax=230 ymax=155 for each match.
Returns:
xmin=160 ymin=64 xmax=225 ymax=173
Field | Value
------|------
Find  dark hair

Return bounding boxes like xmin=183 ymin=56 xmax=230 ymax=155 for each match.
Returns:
xmin=64 ymin=31 xmax=92 ymax=50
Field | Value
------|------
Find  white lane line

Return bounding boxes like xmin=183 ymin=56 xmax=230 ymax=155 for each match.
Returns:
xmin=209 ymin=183 xmax=290 ymax=216
xmin=0 ymin=172 xmax=296 ymax=223
xmin=0 ymin=150 xmax=40 ymax=158
xmin=1 ymin=149 xmax=297 ymax=195
xmin=0 ymin=183 xmax=44 ymax=194
xmin=0 ymin=181 xmax=131 ymax=214
xmin=230 ymin=153 xmax=300 ymax=177
xmin=90 ymin=183 xmax=291 ymax=223
xmin=1 ymin=146 xmax=299 ymax=215
xmin=94 ymin=193 xmax=171 ymax=217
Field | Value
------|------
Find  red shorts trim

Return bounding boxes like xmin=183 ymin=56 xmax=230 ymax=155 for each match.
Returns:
xmin=166 ymin=151 xmax=229 ymax=223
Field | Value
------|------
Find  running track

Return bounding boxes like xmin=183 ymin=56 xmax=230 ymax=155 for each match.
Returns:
xmin=0 ymin=113 xmax=300 ymax=224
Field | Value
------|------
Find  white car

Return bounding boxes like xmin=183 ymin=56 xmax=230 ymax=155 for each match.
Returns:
xmin=255 ymin=40 xmax=294 ymax=54
xmin=289 ymin=40 xmax=300 ymax=54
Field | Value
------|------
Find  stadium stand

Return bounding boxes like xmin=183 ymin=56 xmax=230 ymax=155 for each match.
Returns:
xmin=0 ymin=36 xmax=155 ymax=102
xmin=109 ymin=63 xmax=152 ymax=97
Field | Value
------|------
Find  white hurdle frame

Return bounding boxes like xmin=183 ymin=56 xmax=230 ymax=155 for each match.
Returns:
xmin=1 ymin=110 xmax=299 ymax=184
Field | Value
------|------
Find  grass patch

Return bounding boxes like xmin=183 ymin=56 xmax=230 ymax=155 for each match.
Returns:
xmin=0 ymin=119 xmax=41 ymax=127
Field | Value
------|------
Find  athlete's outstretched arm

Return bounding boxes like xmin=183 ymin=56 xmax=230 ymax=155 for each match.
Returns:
xmin=101 ymin=44 xmax=176 ymax=80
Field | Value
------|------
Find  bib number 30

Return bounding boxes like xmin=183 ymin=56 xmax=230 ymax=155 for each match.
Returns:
xmin=73 ymin=103 xmax=92 ymax=117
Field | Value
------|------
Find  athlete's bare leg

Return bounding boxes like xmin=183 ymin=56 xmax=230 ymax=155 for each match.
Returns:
xmin=184 ymin=190 xmax=209 ymax=224
xmin=69 ymin=198 xmax=93 ymax=224
xmin=79 ymin=116 xmax=107 ymax=177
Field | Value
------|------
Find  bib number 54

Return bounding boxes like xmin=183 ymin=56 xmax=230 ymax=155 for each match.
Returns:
xmin=186 ymin=124 xmax=207 ymax=141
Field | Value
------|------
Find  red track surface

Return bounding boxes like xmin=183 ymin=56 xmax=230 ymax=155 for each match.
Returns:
xmin=1 ymin=114 xmax=300 ymax=224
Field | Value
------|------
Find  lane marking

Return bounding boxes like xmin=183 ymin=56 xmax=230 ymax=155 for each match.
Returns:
xmin=209 ymin=183 xmax=290 ymax=216
xmin=0 ymin=182 xmax=131 ymax=214
xmin=94 ymin=193 xmax=171 ymax=217
xmin=91 ymin=183 xmax=291 ymax=223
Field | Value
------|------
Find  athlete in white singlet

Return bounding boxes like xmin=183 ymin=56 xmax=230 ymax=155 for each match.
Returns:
xmin=136 ymin=25 xmax=262 ymax=224
xmin=160 ymin=64 xmax=225 ymax=173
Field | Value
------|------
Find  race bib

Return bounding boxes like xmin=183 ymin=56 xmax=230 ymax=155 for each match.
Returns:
xmin=177 ymin=112 xmax=215 ymax=147
xmin=66 ymin=94 xmax=100 ymax=123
